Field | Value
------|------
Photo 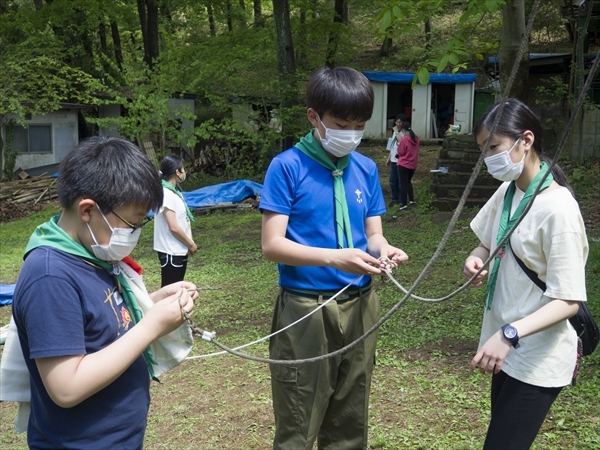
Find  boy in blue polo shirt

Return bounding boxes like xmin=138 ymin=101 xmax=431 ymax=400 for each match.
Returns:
xmin=260 ymin=66 xmax=408 ymax=450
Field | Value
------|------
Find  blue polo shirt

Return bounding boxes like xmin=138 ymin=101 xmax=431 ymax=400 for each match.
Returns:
xmin=260 ymin=147 xmax=386 ymax=290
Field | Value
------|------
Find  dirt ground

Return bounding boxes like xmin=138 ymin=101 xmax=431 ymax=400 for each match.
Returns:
xmin=0 ymin=144 xmax=598 ymax=450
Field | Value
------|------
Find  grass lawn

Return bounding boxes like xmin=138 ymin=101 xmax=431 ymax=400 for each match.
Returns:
xmin=1 ymin=144 xmax=598 ymax=449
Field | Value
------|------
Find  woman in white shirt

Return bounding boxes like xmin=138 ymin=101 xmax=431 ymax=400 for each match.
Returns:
xmin=463 ymin=98 xmax=588 ymax=450
xmin=154 ymin=156 xmax=197 ymax=287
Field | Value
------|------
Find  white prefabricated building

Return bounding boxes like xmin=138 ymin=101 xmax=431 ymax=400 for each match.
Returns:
xmin=363 ymin=72 xmax=476 ymax=139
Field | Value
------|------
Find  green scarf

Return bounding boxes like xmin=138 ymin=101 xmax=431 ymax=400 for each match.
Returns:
xmin=161 ymin=179 xmax=195 ymax=222
xmin=25 ymin=215 xmax=158 ymax=380
xmin=295 ymin=130 xmax=354 ymax=249
xmin=484 ymin=161 xmax=553 ymax=310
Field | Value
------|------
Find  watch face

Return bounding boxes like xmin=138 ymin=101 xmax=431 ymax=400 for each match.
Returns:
xmin=504 ymin=327 xmax=517 ymax=339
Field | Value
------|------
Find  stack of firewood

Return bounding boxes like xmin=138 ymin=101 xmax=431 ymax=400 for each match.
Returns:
xmin=0 ymin=175 xmax=58 ymax=204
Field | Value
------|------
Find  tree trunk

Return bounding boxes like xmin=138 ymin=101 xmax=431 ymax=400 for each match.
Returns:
xmin=99 ymin=22 xmax=108 ymax=54
xmin=380 ymin=36 xmax=392 ymax=57
xmin=137 ymin=0 xmax=159 ymax=68
xmin=498 ymin=0 xmax=529 ymax=101
xmin=146 ymin=0 xmax=159 ymax=64
xmin=326 ymin=0 xmax=345 ymax=67
xmin=110 ymin=20 xmax=124 ymax=69
xmin=253 ymin=0 xmax=262 ymax=28
xmin=226 ymin=0 xmax=233 ymax=32
xmin=296 ymin=9 xmax=307 ymax=68
xmin=272 ymin=0 xmax=297 ymax=149
xmin=424 ymin=16 xmax=432 ymax=51
xmin=207 ymin=3 xmax=216 ymax=36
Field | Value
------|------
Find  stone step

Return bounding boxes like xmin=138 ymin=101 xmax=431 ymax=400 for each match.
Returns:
xmin=439 ymin=148 xmax=483 ymax=162
xmin=435 ymin=159 xmax=481 ymax=173
xmin=442 ymin=135 xmax=479 ymax=150
xmin=431 ymin=172 xmax=502 ymax=187
xmin=432 ymin=197 xmax=490 ymax=211
xmin=431 ymin=183 xmax=498 ymax=199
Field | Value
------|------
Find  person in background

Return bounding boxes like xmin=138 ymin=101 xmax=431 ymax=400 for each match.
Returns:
xmin=396 ymin=121 xmax=419 ymax=211
xmin=12 ymin=137 xmax=197 ymax=449
xmin=463 ymin=98 xmax=588 ymax=450
xmin=260 ymin=66 xmax=408 ymax=450
xmin=154 ymin=156 xmax=197 ymax=287
xmin=385 ymin=113 xmax=407 ymax=207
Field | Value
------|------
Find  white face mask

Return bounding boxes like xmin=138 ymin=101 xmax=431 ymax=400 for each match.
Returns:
xmin=316 ymin=118 xmax=364 ymax=157
xmin=484 ymin=137 xmax=525 ymax=182
xmin=87 ymin=207 xmax=141 ymax=262
xmin=177 ymin=169 xmax=186 ymax=182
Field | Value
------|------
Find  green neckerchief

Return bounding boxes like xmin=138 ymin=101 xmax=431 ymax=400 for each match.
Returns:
xmin=24 ymin=215 xmax=159 ymax=381
xmin=295 ymin=130 xmax=354 ymax=249
xmin=161 ymin=179 xmax=194 ymax=222
xmin=484 ymin=161 xmax=553 ymax=310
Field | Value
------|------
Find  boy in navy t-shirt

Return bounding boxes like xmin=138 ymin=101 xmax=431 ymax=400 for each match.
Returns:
xmin=12 ymin=137 xmax=198 ymax=449
xmin=260 ymin=66 xmax=408 ymax=449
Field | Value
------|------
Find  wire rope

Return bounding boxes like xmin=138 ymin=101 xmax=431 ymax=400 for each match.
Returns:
xmin=186 ymin=0 xmax=600 ymax=366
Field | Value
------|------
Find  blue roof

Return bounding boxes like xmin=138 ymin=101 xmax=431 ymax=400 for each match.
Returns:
xmin=487 ymin=53 xmax=570 ymax=64
xmin=363 ymin=71 xmax=476 ymax=84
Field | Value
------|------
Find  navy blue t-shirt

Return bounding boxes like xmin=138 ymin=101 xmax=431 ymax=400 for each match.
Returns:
xmin=13 ymin=246 xmax=150 ymax=449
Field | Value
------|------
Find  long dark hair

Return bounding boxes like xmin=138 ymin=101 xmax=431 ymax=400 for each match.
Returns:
xmin=474 ymin=98 xmax=573 ymax=194
xmin=159 ymin=155 xmax=184 ymax=181
xmin=401 ymin=121 xmax=416 ymax=141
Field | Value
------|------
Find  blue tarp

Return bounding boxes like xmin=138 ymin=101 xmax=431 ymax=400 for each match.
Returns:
xmin=363 ymin=71 xmax=476 ymax=84
xmin=182 ymin=180 xmax=263 ymax=209
xmin=0 ymin=284 xmax=15 ymax=306
xmin=149 ymin=180 xmax=263 ymax=216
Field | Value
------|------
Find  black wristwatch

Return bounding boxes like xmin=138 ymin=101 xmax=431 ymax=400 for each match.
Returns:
xmin=501 ymin=323 xmax=520 ymax=349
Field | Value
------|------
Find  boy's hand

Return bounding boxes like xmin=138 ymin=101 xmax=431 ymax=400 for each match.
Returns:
xmin=152 ymin=281 xmax=199 ymax=303
xmin=143 ymin=288 xmax=195 ymax=338
xmin=331 ymin=248 xmax=386 ymax=275
xmin=377 ymin=245 xmax=408 ymax=270
xmin=464 ymin=256 xmax=487 ymax=287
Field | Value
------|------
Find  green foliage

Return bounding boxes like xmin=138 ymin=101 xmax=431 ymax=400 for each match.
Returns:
xmin=376 ymin=0 xmax=506 ymax=86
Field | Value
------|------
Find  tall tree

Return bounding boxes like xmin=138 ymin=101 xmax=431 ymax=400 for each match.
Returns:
xmin=499 ymin=0 xmax=529 ymax=100
xmin=207 ymin=2 xmax=216 ymax=36
xmin=110 ymin=20 xmax=124 ymax=70
xmin=326 ymin=0 xmax=346 ymax=67
xmin=272 ymin=0 xmax=297 ymax=147
xmin=253 ymin=0 xmax=263 ymax=28
xmin=137 ymin=0 xmax=160 ymax=68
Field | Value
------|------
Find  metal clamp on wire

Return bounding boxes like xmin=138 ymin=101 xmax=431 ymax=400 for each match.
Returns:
xmin=201 ymin=330 xmax=216 ymax=342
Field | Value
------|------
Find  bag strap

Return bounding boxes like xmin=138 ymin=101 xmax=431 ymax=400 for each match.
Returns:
xmin=509 ymin=243 xmax=585 ymax=334
xmin=509 ymin=243 xmax=547 ymax=292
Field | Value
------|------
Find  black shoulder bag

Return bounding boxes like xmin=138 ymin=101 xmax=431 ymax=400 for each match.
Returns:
xmin=510 ymin=245 xmax=598 ymax=357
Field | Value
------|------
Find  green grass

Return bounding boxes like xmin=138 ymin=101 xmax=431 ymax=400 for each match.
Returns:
xmin=0 ymin=149 xmax=598 ymax=449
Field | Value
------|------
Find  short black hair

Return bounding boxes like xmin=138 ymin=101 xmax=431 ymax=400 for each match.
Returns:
xmin=57 ymin=136 xmax=163 ymax=212
xmin=306 ymin=66 xmax=374 ymax=122
xmin=159 ymin=155 xmax=184 ymax=180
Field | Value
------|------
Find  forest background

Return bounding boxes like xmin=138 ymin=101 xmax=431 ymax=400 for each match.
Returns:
xmin=1 ymin=0 xmax=593 ymax=182
xmin=1 ymin=1 xmax=599 ymax=449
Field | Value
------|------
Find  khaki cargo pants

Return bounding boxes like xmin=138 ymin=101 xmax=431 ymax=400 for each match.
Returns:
xmin=269 ymin=288 xmax=380 ymax=450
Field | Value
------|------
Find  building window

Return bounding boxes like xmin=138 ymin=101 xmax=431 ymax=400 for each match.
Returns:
xmin=10 ymin=124 xmax=52 ymax=153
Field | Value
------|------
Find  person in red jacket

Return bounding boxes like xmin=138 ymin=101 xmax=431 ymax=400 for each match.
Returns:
xmin=396 ymin=121 xmax=420 ymax=210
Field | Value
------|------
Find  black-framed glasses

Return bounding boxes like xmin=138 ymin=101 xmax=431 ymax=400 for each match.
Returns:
xmin=111 ymin=210 xmax=153 ymax=233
